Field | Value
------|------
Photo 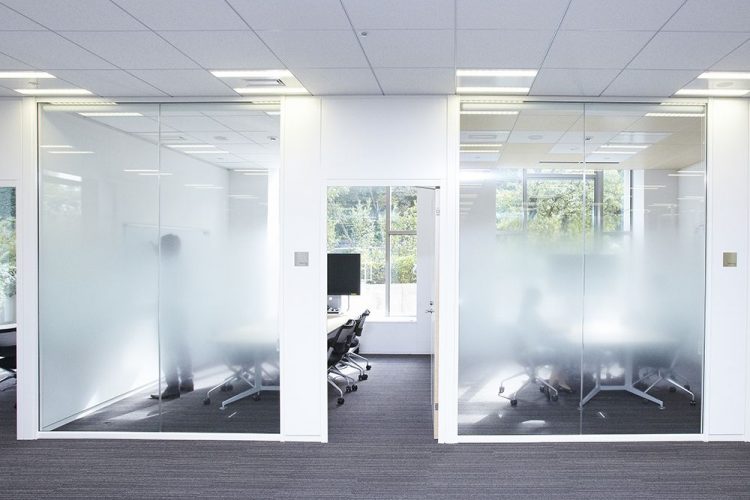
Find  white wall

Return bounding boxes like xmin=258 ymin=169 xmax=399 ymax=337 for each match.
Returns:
xmin=0 ymin=99 xmax=23 ymax=180
xmin=706 ymin=98 xmax=750 ymax=439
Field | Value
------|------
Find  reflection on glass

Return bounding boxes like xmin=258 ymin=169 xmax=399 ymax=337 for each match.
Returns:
xmin=39 ymin=102 xmax=281 ymax=434
xmin=458 ymin=101 xmax=705 ymax=436
xmin=390 ymin=234 xmax=417 ymax=316
xmin=0 ymin=188 xmax=15 ymax=325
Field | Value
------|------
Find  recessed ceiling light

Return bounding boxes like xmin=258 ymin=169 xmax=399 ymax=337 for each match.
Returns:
xmin=0 ymin=71 xmax=55 ymax=79
xmin=15 ymin=88 xmax=92 ymax=96
xmin=167 ymin=144 xmax=215 ymax=149
xmin=675 ymin=88 xmax=749 ymax=97
xmin=123 ymin=169 xmax=158 ymax=173
xmin=266 ymin=111 xmax=281 ymax=116
xmin=457 ymin=87 xmax=530 ymax=94
xmin=645 ymin=112 xmax=705 ymax=117
xmin=234 ymin=86 xmax=307 ymax=95
xmin=47 ymin=150 xmax=94 ymax=154
xmin=211 ymin=70 xmax=291 ymax=79
xmin=78 ymin=112 xmax=143 ymax=117
xmin=460 ymin=110 xmax=519 ymax=115
xmin=461 ymin=143 xmax=503 ymax=147
xmin=456 ymin=69 xmax=538 ymax=78
xmin=40 ymin=144 xmax=72 ymax=149
xmin=600 ymin=144 xmax=649 ymax=149
xmin=460 ymin=149 xmax=501 ymax=154
xmin=698 ymin=71 xmax=750 ymax=80
xmin=184 ymin=150 xmax=229 ymax=154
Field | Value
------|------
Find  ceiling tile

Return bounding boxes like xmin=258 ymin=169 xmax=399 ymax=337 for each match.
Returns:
xmin=158 ymin=31 xmax=281 ymax=70
xmin=602 ymin=69 xmax=700 ymax=96
xmin=128 ymin=69 xmax=236 ymax=96
xmin=457 ymin=30 xmax=555 ymax=69
xmin=0 ymin=85 xmax=20 ymax=96
xmin=374 ymin=68 xmax=455 ymax=94
xmin=0 ymin=31 xmax=113 ymax=69
xmin=360 ymin=30 xmax=454 ymax=68
xmin=114 ymin=0 xmax=247 ymax=30
xmin=712 ymin=39 xmax=750 ymax=70
xmin=561 ymin=0 xmax=684 ymax=31
xmin=0 ymin=0 xmax=145 ymax=30
xmin=0 ymin=4 xmax=45 ymax=30
xmin=62 ymin=31 xmax=200 ymax=69
xmin=664 ymin=0 xmax=750 ymax=32
xmin=228 ymin=0 xmax=351 ymax=30
xmin=629 ymin=31 xmax=750 ymax=70
xmin=530 ymin=68 xmax=620 ymax=96
xmin=292 ymin=68 xmax=381 ymax=95
xmin=258 ymin=30 xmax=368 ymax=68
xmin=52 ymin=70 xmax=166 ymax=96
xmin=457 ymin=0 xmax=569 ymax=30
xmin=342 ymin=0 xmax=454 ymax=29
xmin=544 ymin=30 xmax=654 ymax=69
xmin=0 ymin=52 xmax=32 ymax=70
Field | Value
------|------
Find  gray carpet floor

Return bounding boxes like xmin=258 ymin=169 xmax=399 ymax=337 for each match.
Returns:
xmin=2 ymin=357 xmax=750 ymax=499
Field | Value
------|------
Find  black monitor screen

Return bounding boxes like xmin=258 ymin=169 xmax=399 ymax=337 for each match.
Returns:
xmin=327 ymin=253 xmax=361 ymax=296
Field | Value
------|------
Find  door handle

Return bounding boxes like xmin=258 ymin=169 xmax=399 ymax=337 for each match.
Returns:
xmin=426 ymin=308 xmax=435 ymax=314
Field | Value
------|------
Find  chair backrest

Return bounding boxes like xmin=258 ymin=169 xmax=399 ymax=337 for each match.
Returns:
xmin=354 ymin=309 xmax=370 ymax=337
xmin=329 ymin=320 xmax=357 ymax=366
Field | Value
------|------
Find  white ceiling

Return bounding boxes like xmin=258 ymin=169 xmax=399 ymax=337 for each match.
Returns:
xmin=0 ymin=0 xmax=749 ymax=97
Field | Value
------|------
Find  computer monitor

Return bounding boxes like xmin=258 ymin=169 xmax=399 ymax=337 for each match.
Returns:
xmin=327 ymin=253 xmax=361 ymax=296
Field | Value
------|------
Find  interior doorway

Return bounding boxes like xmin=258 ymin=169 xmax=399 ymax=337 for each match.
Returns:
xmin=325 ymin=184 xmax=439 ymax=443
xmin=0 ymin=184 xmax=17 ymax=436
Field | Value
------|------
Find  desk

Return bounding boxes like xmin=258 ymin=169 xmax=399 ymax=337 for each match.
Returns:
xmin=327 ymin=313 xmax=355 ymax=334
xmin=0 ymin=323 xmax=16 ymax=347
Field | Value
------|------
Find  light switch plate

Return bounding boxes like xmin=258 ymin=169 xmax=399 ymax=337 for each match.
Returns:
xmin=294 ymin=251 xmax=309 ymax=267
xmin=723 ymin=251 xmax=737 ymax=268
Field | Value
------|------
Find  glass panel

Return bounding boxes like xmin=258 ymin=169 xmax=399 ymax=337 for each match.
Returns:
xmin=390 ymin=186 xmax=417 ymax=231
xmin=390 ymin=234 xmax=417 ymax=316
xmin=0 ymin=187 xmax=15 ymax=326
xmin=458 ymin=102 xmax=585 ymax=435
xmin=580 ymin=103 xmax=705 ymax=434
xmin=327 ymin=186 xmax=387 ymax=315
xmin=157 ymin=103 xmax=280 ymax=433
xmin=39 ymin=104 xmax=161 ymax=431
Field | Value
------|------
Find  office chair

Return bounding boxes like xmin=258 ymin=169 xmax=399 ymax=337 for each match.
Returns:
xmin=498 ymin=359 xmax=559 ymax=406
xmin=343 ymin=309 xmax=371 ymax=380
xmin=0 ymin=326 xmax=16 ymax=389
xmin=327 ymin=319 xmax=358 ymax=405
xmin=634 ymin=347 xmax=696 ymax=406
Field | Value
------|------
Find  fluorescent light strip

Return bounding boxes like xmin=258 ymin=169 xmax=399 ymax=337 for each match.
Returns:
xmin=698 ymin=71 xmax=750 ymax=80
xmin=266 ymin=111 xmax=281 ymax=116
xmin=460 ymin=149 xmax=501 ymax=153
xmin=40 ymin=144 xmax=72 ymax=149
xmin=645 ymin=112 xmax=705 ymax=117
xmin=593 ymin=150 xmax=637 ymax=155
xmin=234 ymin=86 xmax=307 ymax=95
xmin=167 ymin=144 xmax=215 ymax=149
xmin=457 ymin=87 xmax=530 ymax=94
xmin=138 ymin=172 xmax=173 ymax=176
xmin=184 ymin=150 xmax=229 ymax=154
xmin=78 ymin=112 xmax=143 ymax=117
xmin=212 ymin=70 xmax=291 ymax=79
xmin=461 ymin=143 xmax=503 ymax=147
xmin=675 ymin=88 xmax=749 ymax=97
xmin=0 ymin=71 xmax=55 ymax=79
xmin=460 ymin=110 xmax=519 ymax=115
xmin=456 ymin=69 xmax=538 ymax=78
xmin=45 ymin=171 xmax=82 ymax=182
xmin=668 ymin=172 xmax=704 ymax=177
xmin=124 ymin=169 xmax=158 ymax=173
xmin=600 ymin=144 xmax=649 ymax=149
xmin=15 ymin=88 xmax=92 ymax=96
xmin=47 ymin=150 xmax=94 ymax=154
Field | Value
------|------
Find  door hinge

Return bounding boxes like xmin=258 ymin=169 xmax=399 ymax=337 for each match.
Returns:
xmin=434 ymin=403 xmax=439 ymax=411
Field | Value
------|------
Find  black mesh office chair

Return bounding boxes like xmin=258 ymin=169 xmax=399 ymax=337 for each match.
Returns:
xmin=343 ymin=310 xmax=371 ymax=380
xmin=327 ymin=319 xmax=358 ymax=405
xmin=0 ymin=326 xmax=17 ymax=401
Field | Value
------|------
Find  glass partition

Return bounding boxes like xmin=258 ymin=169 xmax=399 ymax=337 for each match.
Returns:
xmin=39 ymin=102 xmax=281 ymax=434
xmin=457 ymin=101 xmax=706 ymax=436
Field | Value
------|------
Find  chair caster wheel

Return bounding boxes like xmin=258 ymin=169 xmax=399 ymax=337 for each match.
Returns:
xmin=539 ymin=386 xmax=545 ymax=393
xmin=498 ymin=386 xmax=505 ymax=394
xmin=203 ymin=398 xmax=210 ymax=405
xmin=251 ymin=393 xmax=261 ymax=401
xmin=669 ymin=387 xmax=677 ymax=393
xmin=690 ymin=400 xmax=696 ymax=406
xmin=358 ymin=375 xmax=364 ymax=381
xmin=510 ymin=399 xmax=518 ymax=407
xmin=337 ymin=397 xmax=345 ymax=405
xmin=352 ymin=385 xmax=358 ymax=392
xmin=366 ymin=365 xmax=372 ymax=371
xmin=345 ymin=386 xmax=352 ymax=393
xmin=551 ymin=394 xmax=559 ymax=402
xmin=362 ymin=374 xmax=368 ymax=380
xmin=684 ymin=384 xmax=691 ymax=391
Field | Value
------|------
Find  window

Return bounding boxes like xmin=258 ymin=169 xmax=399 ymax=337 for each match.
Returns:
xmin=0 ymin=187 xmax=15 ymax=325
xmin=327 ymin=186 xmax=417 ymax=317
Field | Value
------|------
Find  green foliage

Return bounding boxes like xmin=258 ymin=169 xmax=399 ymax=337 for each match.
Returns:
xmin=0 ymin=188 xmax=15 ymax=298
